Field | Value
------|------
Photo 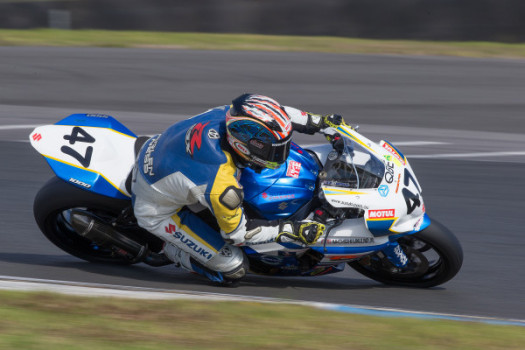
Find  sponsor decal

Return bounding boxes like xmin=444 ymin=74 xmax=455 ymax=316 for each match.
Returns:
xmin=286 ymin=160 xmax=302 ymax=178
xmin=86 ymin=113 xmax=109 ymax=118
xmin=68 ymin=177 xmax=91 ymax=188
xmin=378 ymin=185 xmax=389 ymax=197
xmin=207 ymin=128 xmax=220 ymax=139
xmin=164 ymin=224 xmax=177 ymax=234
xmin=185 ymin=122 xmax=209 ymax=158
xmin=394 ymin=244 xmax=408 ymax=265
xmin=32 ymin=133 xmax=42 ymax=141
xmin=322 ymin=180 xmax=352 ymax=188
xmin=382 ymin=142 xmax=406 ymax=165
xmin=330 ymin=198 xmax=369 ymax=210
xmin=143 ymin=137 xmax=158 ymax=176
xmin=249 ymin=139 xmax=265 ymax=149
xmin=284 ymin=120 xmax=292 ymax=132
xmin=395 ymin=173 xmax=401 ymax=193
xmin=262 ymin=193 xmax=295 ymax=200
xmin=164 ymin=224 xmax=213 ymax=260
xmin=384 ymin=161 xmax=394 ymax=184
xmin=368 ymin=209 xmax=395 ymax=219
xmin=235 ymin=141 xmax=250 ymax=155
xmin=326 ymin=237 xmax=374 ymax=244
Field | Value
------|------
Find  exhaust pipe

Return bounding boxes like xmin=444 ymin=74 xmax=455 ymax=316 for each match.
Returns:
xmin=70 ymin=210 xmax=172 ymax=267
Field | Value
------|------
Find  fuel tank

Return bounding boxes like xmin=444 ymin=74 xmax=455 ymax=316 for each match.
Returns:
xmin=240 ymin=142 xmax=320 ymax=220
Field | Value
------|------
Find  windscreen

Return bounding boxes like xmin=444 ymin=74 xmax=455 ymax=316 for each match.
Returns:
xmin=320 ymin=138 xmax=385 ymax=189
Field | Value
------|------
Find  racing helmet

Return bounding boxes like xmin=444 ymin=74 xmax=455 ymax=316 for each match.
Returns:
xmin=226 ymin=94 xmax=292 ymax=169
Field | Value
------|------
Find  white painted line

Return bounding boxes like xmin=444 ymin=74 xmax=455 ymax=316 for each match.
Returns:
xmin=407 ymin=151 xmax=525 ymax=159
xmin=0 ymin=275 xmax=523 ymax=327
xmin=0 ymin=124 xmax=43 ymax=130
xmin=391 ymin=141 xmax=449 ymax=146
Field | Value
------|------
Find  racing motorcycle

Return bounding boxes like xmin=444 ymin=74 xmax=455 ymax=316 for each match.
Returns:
xmin=30 ymin=112 xmax=463 ymax=288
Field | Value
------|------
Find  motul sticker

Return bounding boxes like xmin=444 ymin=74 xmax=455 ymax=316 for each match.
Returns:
xmin=368 ymin=209 xmax=395 ymax=219
xmin=286 ymin=160 xmax=301 ymax=178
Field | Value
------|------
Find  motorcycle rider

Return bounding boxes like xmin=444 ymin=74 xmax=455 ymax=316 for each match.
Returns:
xmin=131 ymin=94 xmax=344 ymax=284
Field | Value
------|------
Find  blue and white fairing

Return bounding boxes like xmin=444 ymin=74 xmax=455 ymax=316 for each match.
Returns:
xmin=30 ymin=114 xmax=432 ymax=276
xmin=30 ymin=114 xmax=137 ymax=200
xmin=240 ymin=142 xmax=320 ymax=220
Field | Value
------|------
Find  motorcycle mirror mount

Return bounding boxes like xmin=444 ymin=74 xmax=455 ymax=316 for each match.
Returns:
xmin=329 ymin=133 xmax=345 ymax=154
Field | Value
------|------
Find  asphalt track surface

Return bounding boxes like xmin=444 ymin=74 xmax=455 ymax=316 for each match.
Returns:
xmin=1 ymin=47 xmax=525 ymax=321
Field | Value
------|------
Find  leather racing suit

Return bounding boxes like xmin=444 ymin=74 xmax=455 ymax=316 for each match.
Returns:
xmin=131 ymin=104 xmax=324 ymax=281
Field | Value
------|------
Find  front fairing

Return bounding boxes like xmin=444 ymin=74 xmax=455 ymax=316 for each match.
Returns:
xmin=319 ymin=125 xmax=429 ymax=236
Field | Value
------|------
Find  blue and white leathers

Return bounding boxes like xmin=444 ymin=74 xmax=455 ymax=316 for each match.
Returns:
xmin=131 ymin=105 xmax=318 ymax=277
xmin=132 ymin=106 xmax=248 ymax=275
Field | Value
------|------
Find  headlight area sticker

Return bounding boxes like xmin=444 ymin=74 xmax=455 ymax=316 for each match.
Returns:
xmin=366 ymin=209 xmax=398 ymax=236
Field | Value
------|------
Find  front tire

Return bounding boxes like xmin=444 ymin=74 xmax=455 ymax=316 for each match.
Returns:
xmin=34 ymin=176 xmax=136 ymax=264
xmin=349 ymin=219 xmax=463 ymax=288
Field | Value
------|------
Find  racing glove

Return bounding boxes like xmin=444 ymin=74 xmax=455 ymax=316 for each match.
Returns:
xmin=306 ymin=113 xmax=345 ymax=131
xmin=321 ymin=114 xmax=345 ymax=129
xmin=276 ymin=220 xmax=326 ymax=245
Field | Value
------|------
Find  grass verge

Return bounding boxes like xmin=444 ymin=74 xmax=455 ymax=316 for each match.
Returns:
xmin=0 ymin=290 xmax=523 ymax=350
xmin=1 ymin=29 xmax=525 ymax=58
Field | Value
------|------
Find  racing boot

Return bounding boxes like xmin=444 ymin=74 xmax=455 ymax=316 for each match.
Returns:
xmin=162 ymin=243 xmax=247 ymax=286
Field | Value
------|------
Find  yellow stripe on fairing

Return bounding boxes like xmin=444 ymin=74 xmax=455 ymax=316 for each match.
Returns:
xmin=336 ymin=126 xmax=375 ymax=153
xmin=366 ymin=216 xmax=399 ymax=222
xmin=42 ymin=153 xmax=130 ymax=197
xmin=323 ymin=187 xmax=368 ymax=195
xmin=171 ymin=212 xmax=218 ymax=253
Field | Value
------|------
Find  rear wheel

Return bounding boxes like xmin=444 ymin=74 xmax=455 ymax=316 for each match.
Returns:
xmin=34 ymin=177 xmax=140 ymax=264
xmin=349 ymin=219 xmax=463 ymax=288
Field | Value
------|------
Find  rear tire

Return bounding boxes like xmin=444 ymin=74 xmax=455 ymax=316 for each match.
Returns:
xmin=349 ymin=219 xmax=463 ymax=288
xmin=34 ymin=176 xmax=136 ymax=264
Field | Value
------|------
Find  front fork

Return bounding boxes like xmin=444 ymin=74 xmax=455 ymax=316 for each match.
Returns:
xmin=381 ymin=241 xmax=409 ymax=268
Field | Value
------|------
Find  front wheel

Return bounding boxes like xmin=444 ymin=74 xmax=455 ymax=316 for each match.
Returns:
xmin=349 ymin=219 xmax=463 ymax=288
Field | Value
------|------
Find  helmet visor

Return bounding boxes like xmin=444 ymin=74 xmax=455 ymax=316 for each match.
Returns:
xmin=248 ymin=134 xmax=291 ymax=165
